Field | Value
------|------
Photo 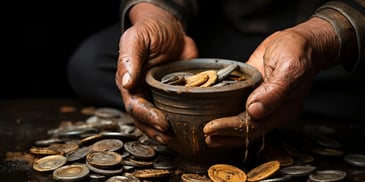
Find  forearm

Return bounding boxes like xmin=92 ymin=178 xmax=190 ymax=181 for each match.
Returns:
xmin=120 ymin=0 xmax=198 ymax=32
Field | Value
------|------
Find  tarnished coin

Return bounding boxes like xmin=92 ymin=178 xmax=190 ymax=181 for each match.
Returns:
xmin=307 ymin=147 xmax=344 ymax=157
xmin=121 ymin=158 xmax=153 ymax=168
xmin=257 ymin=175 xmax=292 ymax=182
xmin=181 ymin=173 xmax=212 ymax=182
xmin=91 ymin=139 xmax=124 ymax=152
xmin=33 ymin=154 xmax=67 ymax=172
xmin=132 ymin=169 xmax=173 ymax=178
xmin=247 ymin=161 xmax=280 ymax=181
xmin=161 ymin=71 xmax=193 ymax=85
xmin=312 ymin=135 xmax=342 ymax=148
xmin=86 ymin=160 xmax=123 ymax=176
xmin=185 ymin=73 xmax=209 ymax=87
xmin=35 ymin=138 xmax=63 ymax=147
xmin=53 ymin=164 xmax=89 ymax=181
xmin=216 ymin=64 xmax=238 ymax=82
xmin=80 ymin=133 xmax=103 ymax=145
xmin=208 ymin=164 xmax=247 ymax=182
xmin=280 ymin=164 xmax=316 ymax=177
xmin=30 ymin=147 xmax=62 ymax=155
xmin=124 ymin=141 xmax=156 ymax=159
xmin=66 ymin=146 xmax=90 ymax=162
xmin=344 ymin=153 xmax=365 ymax=167
xmin=94 ymin=107 xmax=122 ymax=118
xmin=106 ymin=175 xmax=141 ymax=182
xmin=53 ymin=141 xmax=79 ymax=154
xmin=309 ymin=169 xmax=347 ymax=182
xmin=87 ymin=151 xmax=122 ymax=168
xmin=198 ymin=70 xmax=218 ymax=87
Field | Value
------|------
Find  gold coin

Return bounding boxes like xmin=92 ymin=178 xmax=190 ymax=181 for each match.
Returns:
xmin=132 ymin=169 xmax=173 ymax=178
xmin=199 ymin=70 xmax=218 ymax=87
xmin=53 ymin=164 xmax=89 ymax=181
xmin=185 ymin=73 xmax=209 ymax=87
xmin=86 ymin=151 xmax=122 ymax=168
xmin=247 ymin=161 xmax=280 ymax=181
xmin=29 ymin=147 xmax=62 ymax=155
xmin=208 ymin=164 xmax=247 ymax=182
xmin=33 ymin=155 xmax=67 ymax=172
xmin=181 ymin=173 xmax=212 ymax=182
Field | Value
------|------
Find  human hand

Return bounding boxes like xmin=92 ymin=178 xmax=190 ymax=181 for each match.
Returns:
xmin=204 ymin=17 xmax=339 ymax=148
xmin=115 ymin=3 xmax=198 ymax=144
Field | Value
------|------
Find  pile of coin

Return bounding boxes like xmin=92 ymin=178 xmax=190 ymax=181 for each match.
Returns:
xmin=29 ymin=107 xmax=365 ymax=181
xmin=160 ymin=64 xmax=247 ymax=87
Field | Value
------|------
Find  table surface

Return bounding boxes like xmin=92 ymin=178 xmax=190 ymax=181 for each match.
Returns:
xmin=0 ymin=99 xmax=364 ymax=181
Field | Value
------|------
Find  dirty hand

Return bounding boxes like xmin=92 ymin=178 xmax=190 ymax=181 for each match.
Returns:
xmin=204 ymin=17 xmax=339 ymax=148
xmin=115 ymin=3 xmax=198 ymax=144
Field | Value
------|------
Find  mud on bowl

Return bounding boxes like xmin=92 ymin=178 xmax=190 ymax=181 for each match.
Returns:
xmin=145 ymin=58 xmax=262 ymax=172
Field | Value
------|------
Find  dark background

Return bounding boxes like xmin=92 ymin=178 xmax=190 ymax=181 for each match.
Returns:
xmin=6 ymin=1 xmax=121 ymax=101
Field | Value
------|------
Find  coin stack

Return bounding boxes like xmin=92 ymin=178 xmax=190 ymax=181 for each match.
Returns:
xmin=29 ymin=107 xmax=365 ymax=182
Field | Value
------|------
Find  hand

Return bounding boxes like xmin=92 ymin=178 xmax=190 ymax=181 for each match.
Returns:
xmin=115 ymin=3 xmax=198 ymax=144
xmin=204 ymin=17 xmax=339 ymax=148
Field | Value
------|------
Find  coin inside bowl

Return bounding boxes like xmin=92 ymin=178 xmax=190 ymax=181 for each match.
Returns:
xmin=145 ymin=58 xmax=262 ymax=172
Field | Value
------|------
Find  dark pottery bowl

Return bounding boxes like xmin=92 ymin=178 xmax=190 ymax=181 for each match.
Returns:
xmin=145 ymin=58 xmax=262 ymax=172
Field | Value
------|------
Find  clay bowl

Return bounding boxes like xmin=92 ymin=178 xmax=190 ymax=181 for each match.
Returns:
xmin=145 ymin=58 xmax=262 ymax=172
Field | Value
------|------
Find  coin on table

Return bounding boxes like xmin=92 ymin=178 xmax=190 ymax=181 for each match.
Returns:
xmin=87 ymin=151 xmax=122 ymax=168
xmin=94 ymin=107 xmax=122 ymax=118
xmin=91 ymin=139 xmax=124 ymax=152
xmin=124 ymin=141 xmax=156 ymax=159
xmin=66 ymin=146 xmax=90 ymax=162
xmin=208 ymin=164 xmax=247 ymax=182
xmin=53 ymin=164 xmax=89 ymax=181
xmin=30 ymin=147 xmax=62 ymax=155
xmin=309 ymin=169 xmax=347 ymax=182
xmin=344 ymin=153 xmax=365 ymax=167
xmin=280 ymin=164 xmax=316 ymax=177
xmin=105 ymin=175 xmax=141 ymax=182
xmin=181 ymin=173 xmax=212 ymax=182
xmin=247 ymin=160 xmax=280 ymax=181
xmin=312 ymin=135 xmax=342 ymax=148
xmin=86 ymin=160 xmax=124 ymax=176
xmin=132 ymin=169 xmax=173 ymax=178
xmin=35 ymin=138 xmax=64 ymax=147
xmin=308 ymin=147 xmax=344 ymax=157
xmin=257 ymin=175 xmax=292 ymax=182
xmin=33 ymin=154 xmax=67 ymax=172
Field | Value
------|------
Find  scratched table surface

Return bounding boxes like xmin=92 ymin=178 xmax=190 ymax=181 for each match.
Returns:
xmin=0 ymin=99 xmax=364 ymax=182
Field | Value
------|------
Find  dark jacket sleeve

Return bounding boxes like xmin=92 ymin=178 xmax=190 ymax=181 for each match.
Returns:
xmin=119 ymin=0 xmax=198 ymax=32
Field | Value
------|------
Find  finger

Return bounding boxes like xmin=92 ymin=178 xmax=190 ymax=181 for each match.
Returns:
xmin=133 ymin=119 xmax=174 ymax=145
xmin=205 ymin=135 xmax=245 ymax=148
xmin=117 ymin=28 xmax=147 ymax=89
xmin=120 ymin=88 xmax=170 ymax=132
xmin=203 ymin=115 xmax=245 ymax=137
xmin=179 ymin=36 xmax=198 ymax=60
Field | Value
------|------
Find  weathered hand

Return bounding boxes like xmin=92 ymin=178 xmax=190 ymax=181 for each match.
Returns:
xmin=115 ymin=3 xmax=198 ymax=143
xmin=204 ymin=17 xmax=338 ymax=148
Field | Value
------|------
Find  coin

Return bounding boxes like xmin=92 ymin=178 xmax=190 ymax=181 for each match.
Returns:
xmin=91 ymin=139 xmax=124 ymax=152
xmin=132 ymin=169 xmax=173 ymax=178
xmin=29 ymin=147 xmax=62 ymax=155
xmin=216 ymin=64 xmax=238 ymax=82
xmin=307 ymin=147 xmax=344 ymax=156
xmin=312 ymin=135 xmax=342 ymax=148
xmin=262 ymin=145 xmax=294 ymax=167
xmin=94 ymin=107 xmax=122 ymax=118
xmin=161 ymin=72 xmax=193 ymax=85
xmin=257 ymin=175 xmax=292 ymax=182
xmin=124 ymin=141 xmax=156 ymax=159
xmin=35 ymin=138 xmax=64 ymax=147
xmin=198 ymin=70 xmax=218 ymax=87
xmin=181 ymin=173 xmax=212 ymax=182
xmin=87 ymin=151 xmax=122 ymax=168
xmin=86 ymin=160 xmax=124 ymax=176
xmin=33 ymin=154 xmax=67 ymax=172
xmin=106 ymin=175 xmax=141 ymax=182
xmin=208 ymin=164 xmax=247 ymax=182
xmin=344 ymin=154 xmax=365 ymax=167
xmin=309 ymin=169 xmax=347 ymax=182
xmin=121 ymin=158 xmax=154 ymax=168
xmin=247 ymin=161 xmax=280 ymax=181
xmin=280 ymin=164 xmax=316 ymax=177
xmin=66 ymin=146 xmax=90 ymax=162
xmin=185 ymin=73 xmax=209 ymax=87
xmin=53 ymin=164 xmax=89 ymax=181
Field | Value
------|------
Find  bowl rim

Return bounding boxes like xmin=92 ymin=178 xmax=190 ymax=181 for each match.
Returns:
xmin=145 ymin=58 xmax=262 ymax=93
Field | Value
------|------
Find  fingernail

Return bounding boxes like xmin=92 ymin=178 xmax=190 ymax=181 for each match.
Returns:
xmin=155 ymin=135 xmax=165 ymax=144
xmin=154 ymin=125 xmax=163 ymax=132
xmin=122 ymin=73 xmax=131 ymax=87
xmin=248 ymin=102 xmax=265 ymax=119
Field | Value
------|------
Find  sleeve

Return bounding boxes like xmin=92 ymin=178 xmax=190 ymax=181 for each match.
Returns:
xmin=312 ymin=0 xmax=365 ymax=71
xmin=119 ymin=0 xmax=198 ymax=32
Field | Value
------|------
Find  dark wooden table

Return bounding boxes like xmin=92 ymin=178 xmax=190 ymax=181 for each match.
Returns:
xmin=1 ymin=99 xmax=364 ymax=181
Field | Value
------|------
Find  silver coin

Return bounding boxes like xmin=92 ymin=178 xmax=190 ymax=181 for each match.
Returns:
xmin=344 ymin=154 xmax=365 ymax=167
xmin=94 ymin=107 xmax=122 ymax=118
xmin=309 ymin=170 xmax=347 ymax=182
xmin=216 ymin=64 xmax=238 ymax=81
xmin=53 ymin=164 xmax=89 ymax=181
xmin=66 ymin=146 xmax=90 ymax=162
xmin=106 ymin=175 xmax=141 ymax=182
xmin=124 ymin=141 xmax=156 ymax=159
xmin=86 ymin=160 xmax=123 ymax=176
xmin=35 ymin=138 xmax=64 ymax=147
xmin=160 ymin=72 xmax=193 ymax=85
xmin=280 ymin=165 xmax=316 ymax=177
xmin=91 ymin=139 xmax=124 ymax=152
xmin=258 ymin=175 xmax=292 ymax=182
xmin=312 ymin=135 xmax=342 ymax=148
